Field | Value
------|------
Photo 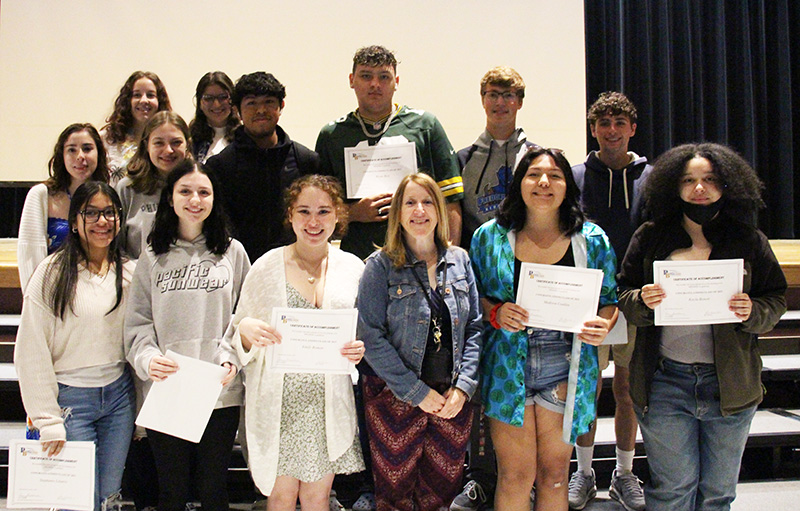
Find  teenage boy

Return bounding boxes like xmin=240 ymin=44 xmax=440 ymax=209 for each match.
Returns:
xmin=450 ymin=66 xmax=539 ymax=511
xmin=206 ymin=72 xmax=319 ymax=262
xmin=315 ymin=45 xmax=464 ymax=259
xmin=568 ymin=91 xmax=652 ymax=511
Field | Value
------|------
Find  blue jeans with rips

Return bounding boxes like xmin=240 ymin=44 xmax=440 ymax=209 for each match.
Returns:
xmin=59 ymin=369 xmax=135 ymax=511
xmin=636 ymin=358 xmax=756 ymax=511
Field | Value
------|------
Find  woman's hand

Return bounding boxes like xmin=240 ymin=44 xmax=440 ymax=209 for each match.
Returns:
xmin=641 ymin=283 xmax=666 ymax=309
xmin=220 ymin=362 xmax=237 ymax=386
xmin=729 ymin=293 xmax=752 ymax=321
xmin=496 ymin=302 xmax=529 ymax=332
xmin=41 ymin=439 xmax=65 ymax=457
xmin=148 ymin=355 xmax=179 ymax=382
xmin=436 ymin=387 xmax=467 ymax=419
xmin=340 ymin=340 xmax=365 ymax=363
xmin=578 ymin=316 xmax=611 ymax=346
xmin=239 ymin=317 xmax=281 ymax=350
xmin=418 ymin=388 xmax=446 ymax=414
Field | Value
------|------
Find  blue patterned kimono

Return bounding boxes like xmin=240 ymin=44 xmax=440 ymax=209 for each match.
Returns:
xmin=470 ymin=219 xmax=617 ymax=443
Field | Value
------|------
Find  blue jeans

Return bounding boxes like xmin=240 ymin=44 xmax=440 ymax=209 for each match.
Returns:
xmin=59 ymin=369 xmax=135 ymax=511
xmin=636 ymin=358 xmax=756 ymax=511
xmin=524 ymin=328 xmax=570 ymax=413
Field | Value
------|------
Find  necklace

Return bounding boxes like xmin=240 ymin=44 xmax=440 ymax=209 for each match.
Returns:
xmin=294 ymin=245 xmax=327 ymax=284
xmin=354 ymin=104 xmax=399 ymax=138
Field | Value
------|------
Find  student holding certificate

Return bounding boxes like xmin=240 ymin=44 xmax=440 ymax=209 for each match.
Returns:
xmin=125 ymin=160 xmax=249 ymax=511
xmin=228 ymin=175 xmax=366 ymax=511
xmin=617 ymin=143 xmax=787 ymax=511
xmin=357 ymin=173 xmax=483 ymax=511
xmin=469 ymin=147 xmax=617 ymax=511
xmin=15 ymin=182 xmax=135 ymax=511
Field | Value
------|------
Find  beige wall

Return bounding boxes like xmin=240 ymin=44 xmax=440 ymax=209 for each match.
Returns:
xmin=0 ymin=0 xmax=586 ymax=182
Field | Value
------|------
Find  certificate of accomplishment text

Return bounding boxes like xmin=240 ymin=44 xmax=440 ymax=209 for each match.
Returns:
xmin=7 ymin=439 xmax=95 ymax=511
xmin=515 ymin=263 xmax=604 ymax=333
xmin=653 ymin=259 xmax=743 ymax=326
xmin=268 ymin=308 xmax=358 ymax=374
xmin=344 ymin=141 xmax=416 ymax=198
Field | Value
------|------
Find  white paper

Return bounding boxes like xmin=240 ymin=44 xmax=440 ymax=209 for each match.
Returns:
xmin=602 ymin=311 xmax=629 ymax=345
xmin=515 ymin=263 xmax=604 ymax=333
xmin=653 ymin=259 xmax=743 ymax=326
xmin=135 ymin=350 xmax=227 ymax=443
xmin=268 ymin=308 xmax=358 ymax=374
xmin=7 ymin=440 xmax=95 ymax=511
xmin=344 ymin=141 xmax=416 ymax=198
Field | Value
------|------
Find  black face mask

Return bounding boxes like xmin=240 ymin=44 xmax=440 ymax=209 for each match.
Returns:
xmin=681 ymin=198 xmax=723 ymax=225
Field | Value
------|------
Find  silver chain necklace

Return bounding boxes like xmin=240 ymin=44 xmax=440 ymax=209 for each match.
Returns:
xmin=354 ymin=105 xmax=399 ymax=138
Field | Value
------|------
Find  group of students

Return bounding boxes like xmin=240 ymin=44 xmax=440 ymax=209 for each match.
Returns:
xmin=13 ymin=44 xmax=788 ymax=511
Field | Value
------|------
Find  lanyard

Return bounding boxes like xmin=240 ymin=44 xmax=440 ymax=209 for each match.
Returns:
xmin=411 ymin=259 xmax=447 ymax=351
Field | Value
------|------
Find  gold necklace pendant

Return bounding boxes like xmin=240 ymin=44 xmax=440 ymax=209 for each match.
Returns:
xmin=308 ymin=276 xmax=316 ymax=284
xmin=432 ymin=318 xmax=442 ymax=352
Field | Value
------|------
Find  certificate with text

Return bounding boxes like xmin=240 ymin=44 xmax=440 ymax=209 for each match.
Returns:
xmin=268 ymin=308 xmax=358 ymax=374
xmin=515 ymin=263 xmax=604 ymax=333
xmin=653 ymin=259 xmax=743 ymax=326
xmin=344 ymin=141 xmax=416 ymax=198
xmin=7 ymin=440 xmax=94 ymax=511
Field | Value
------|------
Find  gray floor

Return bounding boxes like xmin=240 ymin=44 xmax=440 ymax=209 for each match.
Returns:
xmin=2 ymin=480 xmax=800 ymax=511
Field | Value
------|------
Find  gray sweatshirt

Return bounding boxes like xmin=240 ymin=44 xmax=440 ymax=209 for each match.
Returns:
xmin=124 ymin=236 xmax=251 ymax=408
xmin=116 ymin=177 xmax=161 ymax=260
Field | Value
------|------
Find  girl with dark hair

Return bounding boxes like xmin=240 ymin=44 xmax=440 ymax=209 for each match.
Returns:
xmin=125 ymin=159 xmax=249 ymax=511
xmin=116 ymin=111 xmax=191 ymax=260
xmin=190 ymin=71 xmax=240 ymax=163
xmin=228 ymin=174 xmax=365 ymax=511
xmin=15 ymin=181 xmax=135 ymax=511
xmin=617 ymin=143 xmax=786 ymax=511
xmin=17 ymin=123 xmax=109 ymax=292
xmin=102 ymin=71 xmax=172 ymax=183
xmin=469 ymin=147 xmax=617 ymax=511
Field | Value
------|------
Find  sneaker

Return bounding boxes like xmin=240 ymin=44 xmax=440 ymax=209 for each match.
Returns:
xmin=450 ymin=480 xmax=489 ymax=511
xmin=329 ymin=490 xmax=344 ymax=511
xmin=352 ymin=492 xmax=376 ymax=511
xmin=529 ymin=486 xmax=535 ymax=511
xmin=609 ymin=469 xmax=646 ymax=511
xmin=101 ymin=492 xmax=124 ymax=511
xmin=567 ymin=469 xmax=596 ymax=510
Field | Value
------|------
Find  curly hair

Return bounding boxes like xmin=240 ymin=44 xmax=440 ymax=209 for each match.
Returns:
xmin=45 ymin=123 xmax=108 ymax=193
xmin=646 ymin=143 xmax=765 ymax=223
xmin=149 ymin=159 xmax=231 ymax=255
xmin=126 ymin=112 xmax=192 ymax=195
xmin=480 ymin=66 xmax=525 ymax=99
xmin=587 ymin=91 xmax=638 ymax=125
xmin=189 ymin=71 xmax=240 ymax=159
xmin=496 ymin=147 xmax=585 ymax=235
xmin=232 ymin=72 xmax=285 ymax=111
xmin=103 ymin=71 xmax=171 ymax=144
xmin=283 ymin=174 xmax=349 ymax=237
xmin=352 ymin=45 xmax=398 ymax=72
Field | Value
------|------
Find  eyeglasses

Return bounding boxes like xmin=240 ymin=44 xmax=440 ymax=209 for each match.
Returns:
xmin=482 ymin=90 xmax=519 ymax=103
xmin=201 ymin=93 xmax=231 ymax=104
xmin=79 ymin=207 xmax=118 ymax=223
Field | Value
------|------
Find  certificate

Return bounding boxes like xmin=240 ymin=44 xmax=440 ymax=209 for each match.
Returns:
xmin=268 ymin=308 xmax=358 ymax=374
xmin=7 ymin=439 xmax=95 ymax=511
xmin=515 ymin=263 xmax=604 ymax=333
xmin=344 ymin=140 xmax=416 ymax=198
xmin=653 ymin=259 xmax=743 ymax=326
xmin=135 ymin=350 xmax=227 ymax=443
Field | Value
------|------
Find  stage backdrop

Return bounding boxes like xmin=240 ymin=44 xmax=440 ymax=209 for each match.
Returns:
xmin=0 ymin=0 xmax=585 ymax=182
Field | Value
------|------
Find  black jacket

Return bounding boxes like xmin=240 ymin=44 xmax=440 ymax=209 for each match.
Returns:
xmin=207 ymin=125 xmax=320 ymax=261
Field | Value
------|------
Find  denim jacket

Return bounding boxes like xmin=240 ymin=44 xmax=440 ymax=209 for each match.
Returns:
xmin=357 ymin=246 xmax=483 ymax=406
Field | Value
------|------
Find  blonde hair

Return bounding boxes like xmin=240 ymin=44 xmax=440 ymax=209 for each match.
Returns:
xmin=480 ymin=66 xmax=526 ymax=98
xmin=382 ymin=172 xmax=450 ymax=268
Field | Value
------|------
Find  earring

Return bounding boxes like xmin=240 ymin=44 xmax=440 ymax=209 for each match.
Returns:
xmin=72 ymin=228 xmax=78 ymax=233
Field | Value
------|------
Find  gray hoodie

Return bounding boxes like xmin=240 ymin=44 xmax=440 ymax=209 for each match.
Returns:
xmin=124 ymin=236 xmax=250 ymax=408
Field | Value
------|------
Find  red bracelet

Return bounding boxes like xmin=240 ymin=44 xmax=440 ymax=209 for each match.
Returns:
xmin=489 ymin=303 xmax=503 ymax=329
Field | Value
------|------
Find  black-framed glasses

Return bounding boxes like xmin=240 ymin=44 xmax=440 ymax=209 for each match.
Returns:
xmin=79 ymin=207 xmax=118 ymax=223
xmin=201 ymin=93 xmax=231 ymax=104
xmin=481 ymin=90 xmax=519 ymax=103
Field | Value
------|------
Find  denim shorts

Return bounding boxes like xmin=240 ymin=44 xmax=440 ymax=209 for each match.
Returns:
xmin=523 ymin=327 xmax=571 ymax=413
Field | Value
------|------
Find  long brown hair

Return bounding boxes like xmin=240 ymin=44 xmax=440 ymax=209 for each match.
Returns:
xmin=103 ymin=71 xmax=171 ymax=144
xmin=125 ymin=112 xmax=192 ymax=195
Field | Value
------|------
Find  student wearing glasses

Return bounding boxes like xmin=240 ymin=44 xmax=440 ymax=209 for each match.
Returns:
xmin=15 ymin=182 xmax=135 ymax=511
xmin=189 ymin=72 xmax=240 ymax=163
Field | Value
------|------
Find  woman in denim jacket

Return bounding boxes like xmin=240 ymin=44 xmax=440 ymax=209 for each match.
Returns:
xmin=470 ymin=147 xmax=617 ymax=511
xmin=357 ymin=172 xmax=483 ymax=511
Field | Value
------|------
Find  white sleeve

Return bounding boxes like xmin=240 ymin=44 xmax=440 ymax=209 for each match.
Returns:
xmin=17 ymin=184 xmax=50 ymax=293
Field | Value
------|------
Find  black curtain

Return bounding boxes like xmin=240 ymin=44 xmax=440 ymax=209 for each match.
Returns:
xmin=584 ymin=0 xmax=798 ymax=238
